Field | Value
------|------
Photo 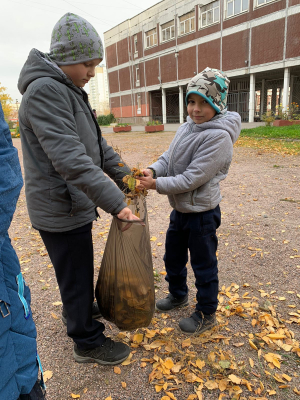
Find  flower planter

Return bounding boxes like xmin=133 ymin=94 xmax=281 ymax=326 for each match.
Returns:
xmin=145 ymin=124 xmax=164 ymax=133
xmin=113 ymin=126 xmax=132 ymax=133
xmin=273 ymin=120 xmax=300 ymax=127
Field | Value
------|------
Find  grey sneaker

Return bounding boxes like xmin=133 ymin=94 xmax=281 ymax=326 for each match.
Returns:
xmin=62 ymin=302 xmax=102 ymax=326
xmin=179 ymin=311 xmax=217 ymax=335
xmin=156 ymin=293 xmax=189 ymax=311
xmin=73 ymin=338 xmax=130 ymax=366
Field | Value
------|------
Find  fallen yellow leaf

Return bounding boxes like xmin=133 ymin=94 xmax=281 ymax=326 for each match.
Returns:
xmin=204 ymin=380 xmax=218 ymax=390
xmin=71 ymin=394 xmax=80 ymax=399
xmin=229 ymin=374 xmax=241 ymax=384
xmin=114 ymin=366 xmax=121 ymax=374
xmin=121 ymin=381 xmax=127 ymax=388
xmin=43 ymin=370 xmax=53 ymax=382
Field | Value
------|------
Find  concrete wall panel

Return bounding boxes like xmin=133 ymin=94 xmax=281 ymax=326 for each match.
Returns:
xmin=198 ymin=39 xmax=221 ymax=72
xmin=251 ymin=19 xmax=285 ymax=65
xmin=161 ymin=53 xmax=177 ymax=83
xmin=286 ymin=14 xmax=300 ymax=59
xmin=118 ymin=67 xmax=131 ymax=92
xmin=178 ymin=47 xmax=197 ymax=80
xmin=145 ymin=58 xmax=160 ymax=86
xmin=108 ymin=71 xmax=119 ymax=93
xmin=223 ymin=30 xmax=249 ymax=71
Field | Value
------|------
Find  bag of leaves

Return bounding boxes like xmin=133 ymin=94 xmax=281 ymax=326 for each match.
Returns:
xmin=95 ymin=192 xmax=155 ymax=331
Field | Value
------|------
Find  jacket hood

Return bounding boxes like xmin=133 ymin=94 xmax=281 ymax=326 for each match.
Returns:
xmin=187 ymin=111 xmax=241 ymax=145
xmin=18 ymin=48 xmax=81 ymax=95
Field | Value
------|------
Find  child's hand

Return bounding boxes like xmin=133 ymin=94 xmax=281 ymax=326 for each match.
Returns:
xmin=142 ymin=168 xmax=154 ymax=177
xmin=138 ymin=175 xmax=156 ymax=190
xmin=117 ymin=207 xmax=141 ymax=221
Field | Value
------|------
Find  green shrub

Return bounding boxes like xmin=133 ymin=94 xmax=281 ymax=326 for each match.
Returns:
xmin=116 ymin=123 xmax=130 ymax=127
xmin=146 ymin=120 xmax=163 ymax=126
xmin=261 ymin=111 xmax=275 ymax=126
xmin=97 ymin=113 xmax=116 ymax=126
xmin=11 ymin=126 xmax=20 ymax=138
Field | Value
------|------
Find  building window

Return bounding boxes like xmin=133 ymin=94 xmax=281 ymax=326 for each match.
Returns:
xmin=145 ymin=28 xmax=157 ymax=49
xmin=137 ymin=94 xmax=141 ymax=114
xmin=200 ymin=1 xmax=220 ymax=28
xmin=136 ymin=66 xmax=140 ymax=87
xmin=255 ymin=0 xmax=275 ymax=6
xmin=161 ymin=20 xmax=175 ymax=42
xmin=225 ymin=0 xmax=249 ymax=17
xmin=179 ymin=10 xmax=195 ymax=36
xmin=134 ymin=35 xmax=138 ymax=53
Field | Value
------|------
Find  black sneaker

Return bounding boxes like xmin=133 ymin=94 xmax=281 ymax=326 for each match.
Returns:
xmin=179 ymin=311 xmax=217 ymax=335
xmin=156 ymin=293 xmax=189 ymax=311
xmin=73 ymin=338 xmax=130 ymax=366
xmin=61 ymin=302 xmax=102 ymax=326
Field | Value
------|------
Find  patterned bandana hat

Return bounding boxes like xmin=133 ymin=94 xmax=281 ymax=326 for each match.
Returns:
xmin=185 ymin=67 xmax=230 ymax=114
xmin=49 ymin=13 xmax=103 ymax=65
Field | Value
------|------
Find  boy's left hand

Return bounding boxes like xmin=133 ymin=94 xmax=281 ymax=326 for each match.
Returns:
xmin=138 ymin=174 xmax=156 ymax=190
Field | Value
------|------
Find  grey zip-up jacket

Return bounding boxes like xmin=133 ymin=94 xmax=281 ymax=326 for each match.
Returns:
xmin=150 ymin=112 xmax=241 ymax=213
xmin=18 ymin=49 xmax=130 ymax=232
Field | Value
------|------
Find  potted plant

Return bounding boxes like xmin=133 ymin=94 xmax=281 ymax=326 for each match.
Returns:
xmin=273 ymin=102 xmax=300 ymax=126
xmin=145 ymin=120 xmax=164 ymax=133
xmin=113 ymin=123 xmax=132 ymax=133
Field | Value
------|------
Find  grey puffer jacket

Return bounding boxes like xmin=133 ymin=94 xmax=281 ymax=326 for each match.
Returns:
xmin=150 ymin=112 xmax=241 ymax=213
xmin=18 ymin=49 xmax=130 ymax=232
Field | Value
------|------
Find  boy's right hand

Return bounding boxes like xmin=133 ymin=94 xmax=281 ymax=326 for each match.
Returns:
xmin=142 ymin=169 xmax=154 ymax=177
xmin=117 ymin=206 xmax=144 ymax=232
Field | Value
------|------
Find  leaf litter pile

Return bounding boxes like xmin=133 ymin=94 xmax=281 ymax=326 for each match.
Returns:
xmin=10 ymin=134 xmax=300 ymax=400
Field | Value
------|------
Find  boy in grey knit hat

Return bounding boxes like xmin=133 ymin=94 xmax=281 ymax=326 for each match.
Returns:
xmin=139 ymin=67 xmax=241 ymax=336
xmin=17 ymin=13 xmax=138 ymax=366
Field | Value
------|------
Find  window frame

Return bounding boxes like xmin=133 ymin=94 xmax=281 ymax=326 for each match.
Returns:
xmin=145 ymin=28 xmax=158 ymax=49
xmin=137 ymin=94 xmax=141 ymax=114
xmin=135 ymin=66 xmax=140 ymax=87
xmin=161 ymin=19 xmax=175 ymax=43
xmin=178 ymin=10 xmax=196 ymax=37
xmin=224 ymin=0 xmax=249 ymax=19
xmin=254 ymin=0 xmax=277 ymax=8
xmin=199 ymin=1 xmax=220 ymax=29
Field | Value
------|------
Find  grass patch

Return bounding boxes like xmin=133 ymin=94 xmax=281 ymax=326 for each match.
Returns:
xmin=235 ymin=137 xmax=300 ymax=155
xmin=240 ymin=125 xmax=300 ymax=139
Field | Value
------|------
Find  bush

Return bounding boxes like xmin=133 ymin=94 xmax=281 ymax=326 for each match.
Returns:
xmin=146 ymin=120 xmax=163 ymax=126
xmin=116 ymin=123 xmax=130 ymax=127
xmin=97 ymin=113 xmax=116 ymax=126
xmin=8 ymin=120 xmax=14 ymax=129
xmin=11 ymin=126 xmax=20 ymax=138
xmin=261 ymin=111 xmax=275 ymax=126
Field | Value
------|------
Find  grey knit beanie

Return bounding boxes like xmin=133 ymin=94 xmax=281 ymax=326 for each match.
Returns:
xmin=49 ymin=13 xmax=103 ymax=65
xmin=186 ymin=67 xmax=230 ymax=114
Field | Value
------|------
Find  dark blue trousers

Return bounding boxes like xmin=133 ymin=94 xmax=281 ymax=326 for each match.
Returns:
xmin=38 ymin=223 xmax=106 ymax=349
xmin=164 ymin=205 xmax=221 ymax=315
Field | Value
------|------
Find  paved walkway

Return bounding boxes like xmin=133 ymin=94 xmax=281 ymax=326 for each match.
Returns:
xmin=101 ymin=121 xmax=265 ymax=134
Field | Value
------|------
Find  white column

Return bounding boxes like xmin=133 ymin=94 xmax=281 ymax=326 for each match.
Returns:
xmin=282 ymin=67 xmax=290 ymax=112
xmin=248 ymin=73 xmax=255 ymax=123
xmin=179 ymin=86 xmax=184 ymax=124
xmin=260 ymin=79 xmax=265 ymax=117
xmin=162 ymin=88 xmax=167 ymax=124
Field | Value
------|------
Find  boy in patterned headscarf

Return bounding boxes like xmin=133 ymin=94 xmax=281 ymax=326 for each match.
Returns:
xmin=139 ymin=68 xmax=241 ymax=335
xmin=17 ymin=13 xmax=140 ymax=365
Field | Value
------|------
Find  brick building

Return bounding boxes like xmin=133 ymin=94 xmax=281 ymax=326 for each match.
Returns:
xmin=104 ymin=0 xmax=300 ymax=123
